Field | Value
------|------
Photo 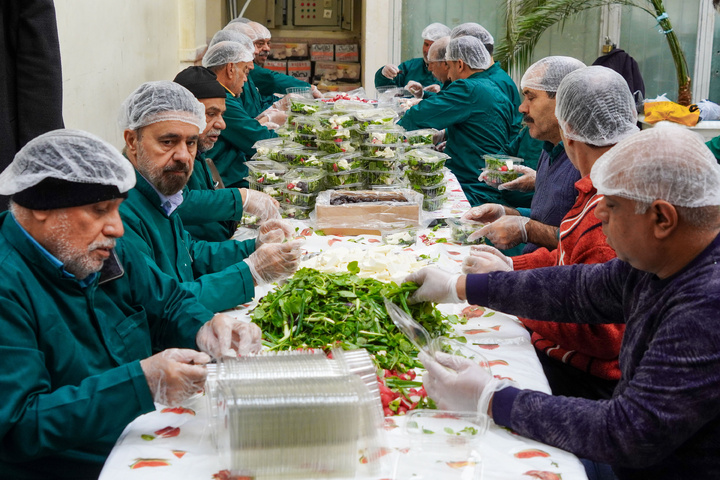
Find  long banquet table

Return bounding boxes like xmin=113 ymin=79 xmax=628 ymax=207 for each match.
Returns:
xmin=100 ymin=175 xmax=588 ymax=480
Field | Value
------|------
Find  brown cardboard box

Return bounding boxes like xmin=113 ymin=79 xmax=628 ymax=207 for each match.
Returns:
xmin=310 ymin=43 xmax=334 ymax=62
xmin=334 ymin=44 xmax=359 ymax=63
xmin=287 ymin=60 xmax=311 ymax=83
xmin=270 ymin=42 xmax=309 ymax=60
xmin=316 ymin=81 xmax=363 ymax=93
xmin=264 ymin=60 xmax=287 ymax=75
xmin=313 ymin=61 xmax=361 ymax=82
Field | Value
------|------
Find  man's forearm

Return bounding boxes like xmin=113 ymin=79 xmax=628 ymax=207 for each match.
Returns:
xmin=525 ymin=220 xmax=559 ymax=250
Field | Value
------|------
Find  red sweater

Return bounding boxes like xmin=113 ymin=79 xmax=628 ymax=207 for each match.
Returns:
xmin=511 ymin=175 xmax=623 ymax=380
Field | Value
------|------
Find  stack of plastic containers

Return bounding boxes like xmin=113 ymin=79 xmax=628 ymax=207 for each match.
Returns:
xmin=403 ymin=148 xmax=451 ymax=211
xmin=245 ymin=159 xmax=288 ymax=201
xmin=208 ymin=349 xmax=383 ymax=479
xmin=362 ymin=124 xmax=407 ymax=189
xmin=281 ymin=167 xmax=327 ymax=219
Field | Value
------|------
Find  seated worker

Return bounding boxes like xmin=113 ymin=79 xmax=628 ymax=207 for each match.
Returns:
xmin=203 ymin=39 xmax=277 ymax=188
xmin=118 ymin=81 xmax=301 ymax=312
xmin=398 ymin=36 xmax=516 ymax=207
xmin=464 ymin=66 xmax=640 ymax=401
xmin=0 ymin=129 xmax=261 ymax=479
xmin=226 ymin=20 xmax=322 ymax=110
xmin=409 ymin=126 xmax=720 ymax=480
xmin=172 ymin=66 xmax=281 ymax=242
xmin=463 ymin=56 xmax=585 ymax=254
xmin=375 ymin=22 xmax=450 ymax=90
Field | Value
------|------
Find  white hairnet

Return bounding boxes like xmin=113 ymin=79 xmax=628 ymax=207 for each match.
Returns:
xmin=202 ymin=40 xmax=254 ymax=68
xmin=227 ymin=16 xmax=251 ymax=25
xmin=0 ymin=129 xmax=136 ymax=195
xmin=521 ymin=56 xmax=586 ymax=92
xmin=427 ymin=36 xmax=450 ymax=62
xmin=445 ymin=36 xmax=491 ymax=70
xmin=223 ymin=21 xmax=260 ymax=42
xmin=556 ymin=66 xmax=639 ymax=147
xmin=118 ymin=81 xmax=206 ymax=132
xmin=422 ymin=22 xmax=451 ymax=41
xmin=250 ymin=21 xmax=271 ymax=40
xmin=590 ymin=126 xmax=720 ymax=208
xmin=450 ymin=23 xmax=494 ymax=46
xmin=209 ymin=28 xmax=253 ymax=52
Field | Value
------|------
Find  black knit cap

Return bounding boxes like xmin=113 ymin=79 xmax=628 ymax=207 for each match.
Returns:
xmin=173 ymin=66 xmax=226 ymax=99
xmin=12 ymin=177 xmax=127 ymax=210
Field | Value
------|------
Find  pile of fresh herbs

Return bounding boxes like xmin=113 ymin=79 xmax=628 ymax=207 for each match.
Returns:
xmin=251 ymin=267 xmax=462 ymax=371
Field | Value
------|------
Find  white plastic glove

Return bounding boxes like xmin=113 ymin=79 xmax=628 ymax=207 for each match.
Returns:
xmin=432 ymin=129 xmax=446 ymax=145
xmin=400 ymin=97 xmax=422 ymax=112
xmin=468 ymin=216 xmax=530 ymax=249
xmin=419 ymin=351 xmax=492 ymax=412
xmin=404 ymin=267 xmax=462 ymax=304
xmin=255 ymin=218 xmax=294 ymax=247
xmin=497 ymin=165 xmax=536 ymax=192
xmin=242 ymin=188 xmax=281 ymax=222
xmin=434 ymin=141 xmax=447 ymax=153
xmin=245 ymin=239 xmax=303 ymax=286
xmin=461 ymin=204 xmax=506 ymax=224
xmin=140 ymin=349 xmax=210 ymax=406
xmin=311 ymin=85 xmax=323 ymax=98
xmin=462 ymin=245 xmax=513 ymax=274
xmin=196 ymin=314 xmax=262 ymax=358
xmin=381 ymin=64 xmax=400 ymax=79
xmin=258 ymin=107 xmax=287 ymax=126
xmin=406 ymin=80 xmax=424 ymax=98
xmin=424 ymin=84 xmax=441 ymax=94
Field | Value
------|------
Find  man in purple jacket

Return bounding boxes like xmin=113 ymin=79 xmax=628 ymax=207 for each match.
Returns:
xmin=409 ymin=126 xmax=720 ymax=479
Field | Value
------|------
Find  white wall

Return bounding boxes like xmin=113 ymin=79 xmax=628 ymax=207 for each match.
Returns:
xmin=55 ymin=0 xmax=209 ymax=149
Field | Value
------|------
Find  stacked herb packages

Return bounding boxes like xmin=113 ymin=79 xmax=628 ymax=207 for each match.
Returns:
xmin=281 ymin=167 xmax=327 ymax=219
xmin=404 ymin=148 xmax=450 ymax=211
xmin=245 ymin=159 xmax=288 ymax=200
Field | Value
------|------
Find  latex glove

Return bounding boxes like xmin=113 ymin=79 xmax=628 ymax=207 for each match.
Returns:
xmin=498 ymin=165 xmax=536 ymax=192
xmin=381 ymin=64 xmax=400 ymax=79
xmin=242 ymin=188 xmax=281 ymax=222
xmin=462 ymin=204 xmax=506 ymax=224
xmin=404 ymin=267 xmax=462 ymax=304
xmin=432 ymin=129 xmax=446 ymax=145
xmin=196 ymin=314 xmax=262 ymax=358
xmin=255 ymin=219 xmax=294 ymax=247
xmin=468 ymin=216 xmax=530 ymax=249
xmin=311 ymin=85 xmax=323 ymax=99
xmin=419 ymin=351 xmax=492 ymax=412
xmin=140 ymin=349 xmax=210 ymax=406
xmin=424 ymin=84 xmax=441 ymax=94
xmin=258 ymin=107 xmax=287 ymax=126
xmin=272 ymin=95 xmax=291 ymax=111
xmin=400 ymin=97 xmax=422 ymax=112
xmin=434 ymin=141 xmax=447 ymax=153
xmin=406 ymin=80 xmax=424 ymax=98
xmin=245 ymin=239 xmax=303 ymax=286
xmin=462 ymin=245 xmax=513 ymax=274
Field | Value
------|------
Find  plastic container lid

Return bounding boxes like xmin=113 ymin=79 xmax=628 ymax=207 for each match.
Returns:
xmin=406 ymin=167 xmax=449 ymax=187
xmin=321 ymin=152 xmax=365 ymax=172
xmin=285 ymin=167 xmax=326 ymax=194
xmin=289 ymin=97 xmax=326 ymax=115
xmin=482 ymin=154 xmax=524 ymax=169
xmin=246 ymin=160 xmax=288 ymax=184
xmin=404 ymin=128 xmax=439 ymax=146
xmin=326 ymin=168 xmax=364 ymax=186
xmin=422 ymin=194 xmax=447 ymax=211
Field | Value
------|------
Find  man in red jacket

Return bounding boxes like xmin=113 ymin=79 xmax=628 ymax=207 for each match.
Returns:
xmin=463 ymin=66 xmax=639 ymax=400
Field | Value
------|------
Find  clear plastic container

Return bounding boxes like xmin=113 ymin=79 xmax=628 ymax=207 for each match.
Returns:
xmin=365 ymin=170 xmax=405 ymax=186
xmin=280 ymin=203 xmax=313 ymax=220
xmin=279 ymin=148 xmax=322 ymax=166
xmin=246 ymin=160 xmax=288 ymax=184
xmin=282 ymin=188 xmax=317 ymax=207
xmin=365 ymin=124 xmax=406 ymax=145
xmin=422 ymin=194 xmax=447 ymax=211
xmin=316 ymin=139 xmax=357 ymax=155
xmin=285 ymin=86 xmax=313 ymax=98
xmin=482 ymin=154 xmax=524 ymax=188
xmin=331 ymin=99 xmax=376 ymax=114
xmin=289 ymin=97 xmax=325 ymax=115
xmin=411 ymin=181 xmax=446 ymax=198
xmin=364 ymin=157 xmax=405 ymax=171
xmin=404 ymin=128 xmax=438 ymax=147
xmin=284 ymin=167 xmax=326 ymax=194
xmin=246 ymin=177 xmax=284 ymax=199
xmin=353 ymin=108 xmax=399 ymax=130
xmin=315 ymin=112 xmax=356 ymax=129
xmin=327 ymin=182 xmax=365 ymax=191
xmin=321 ymin=152 xmax=365 ymax=173
xmin=406 ymin=167 xmax=448 ymax=188
xmin=381 ymin=226 xmax=417 ymax=246
xmin=316 ymin=125 xmax=353 ymax=141
xmin=445 ymin=217 xmax=486 ymax=244
xmin=361 ymin=143 xmax=405 ymax=158
xmin=482 ymin=154 xmax=524 ymax=170
xmin=291 ymin=116 xmax=319 ymax=136
xmin=404 ymin=148 xmax=450 ymax=173
xmin=252 ymin=138 xmax=301 ymax=161
xmin=326 ymin=168 xmax=364 ymax=187
xmin=294 ymin=134 xmax=318 ymax=149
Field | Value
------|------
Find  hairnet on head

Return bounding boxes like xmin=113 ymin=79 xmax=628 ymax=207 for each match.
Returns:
xmin=521 ymin=56 xmax=586 ymax=92
xmin=556 ymin=66 xmax=639 ymax=147
xmin=445 ymin=36 xmax=491 ymax=70
xmin=422 ymin=22 xmax=451 ymax=41
xmin=223 ymin=21 xmax=260 ymax=42
xmin=427 ymin=36 xmax=450 ymax=62
xmin=209 ymin=28 xmax=254 ymax=52
xmin=118 ymin=81 xmax=206 ymax=133
xmin=250 ymin=21 xmax=271 ymax=40
xmin=0 ymin=129 xmax=136 ymax=196
xmin=202 ymin=40 xmax=254 ymax=69
xmin=227 ymin=16 xmax=251 ymax=25
xmin=450 ymin=23 xmax=494 ymax=46
xmin=590 ymin=126 xmax=720 ymax=208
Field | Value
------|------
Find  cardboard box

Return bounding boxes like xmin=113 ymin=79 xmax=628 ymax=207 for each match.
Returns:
xmin=270 ymin=42 xmax=309 ymax=60
xmin=334 ymin=44 xmax=359 ymax=63
xmin=264 ymin=60 xmax=287 ymax=75
xmin=314 ymin=190 xmax=422 ymax=235
xmin=310 ymin=43 xmax=334 ymax=62
xmin=287 ymin=60 xmax=311 ymax=83
xmin=316 ymin=81 xmax=363 ymax=93
xmin=313 ymin=61 xmax=361 ymax=82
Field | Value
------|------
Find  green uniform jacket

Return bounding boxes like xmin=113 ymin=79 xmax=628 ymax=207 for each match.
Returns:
xmin=398 ymin=71 xmax=515 ymax=207
xmin=374 ymin=57 xmax=439 ymax=89
xmin=240 ymin=74 xmax=265 ymax=119
xmin=707 ymin=135 xmax=720 ymax=162
xmin=206 ymin=90 xmax=276 ymax=188
xmin=484 ymin=62 xmax=523 ymax=138
xmin=177 ymin=151 xmax=243 ymax=242
xmin=120 ymin=171 xmax=256 ymax=312
xmin=250 ymin=64 xmax=308 ymax=110
xmin=0 ymin=212 xmax=213 ymax=479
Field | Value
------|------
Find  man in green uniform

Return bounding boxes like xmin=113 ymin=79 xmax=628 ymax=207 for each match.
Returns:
xmin=375 ymin=22 xmax=450 ymax=90
xmin=398 ymin=36 xmax=515 ymax=207
xmin=172 ymin=66 xmax=281 ymax=242
xmin=405 ymin=35 xmax=451 ymax=101
xmin=119 ymin=81 xmax=301 ymax=313
xmin=0 ymin=129 xmax=262 ymax=479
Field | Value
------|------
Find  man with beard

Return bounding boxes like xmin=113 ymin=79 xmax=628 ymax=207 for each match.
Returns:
xmin=119 ymin=81 xmax=301 ymax=313
xmin=464 ymin=56 xmax=585 ymax=254
xmin=173 ymin=66 xmax=281 ymax=242
xmin=0 ymin=129 xmax=262 ymax=479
